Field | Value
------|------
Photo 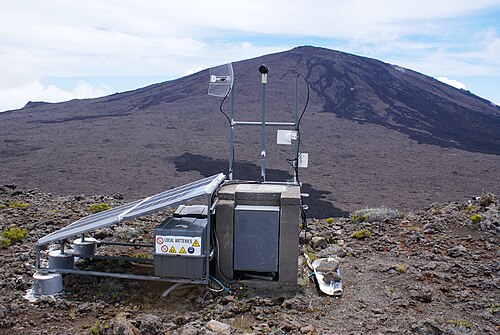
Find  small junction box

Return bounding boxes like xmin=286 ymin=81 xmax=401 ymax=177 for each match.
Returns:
xmin=153 ymin=212 xmax=207 ymax=280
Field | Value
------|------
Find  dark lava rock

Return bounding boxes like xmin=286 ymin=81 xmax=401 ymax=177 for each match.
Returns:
xmin=410 ymin=286 xmax=433 ymax=303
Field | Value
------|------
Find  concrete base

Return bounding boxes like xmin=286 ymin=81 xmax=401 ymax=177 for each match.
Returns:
xmin=215 ymin=182 xmax=301 ymax=286
xmin=73 ymin=237 xmax=98 ymax=256
xmin=33 ymin=272 xmax=63 ymax=295
xmin=48 ymin=249 xmax=74 ymax=269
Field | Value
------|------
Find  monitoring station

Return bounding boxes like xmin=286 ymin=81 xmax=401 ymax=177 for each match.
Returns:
xmin=33 ymin=64 xmax=309 ymax=295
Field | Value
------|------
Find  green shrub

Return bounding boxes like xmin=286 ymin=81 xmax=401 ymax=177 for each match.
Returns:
xmin=0 ymin=204 xmax=5 ymax=209
xmin=90 ymin=319 xmax=102 ymax=335
xmin=396 ymin=264 xmax=409 ymax=273
xmin=2 ymin=227 xmax=28 ymax=242
xmin=8 ymin=201 xmax=29 ymax=209
xmin=0 ymin=237 xmax=11 ymax=248
xmin=351 ymin=229 xmax=372 ymax=239
xmin=325 ymin=217 xmax=334 ymax=224
xmin=131 ymin=252 xmax=153 ymax=259
xmin=470 ymin=214 xmax=482 ymax=223
xmin=465 ymin=205 xmax=477 ymax=212
xmin=351 ymin=213 xmax=368 ymax=222
xmin=89 ymin=203 xmax=111 ymax=214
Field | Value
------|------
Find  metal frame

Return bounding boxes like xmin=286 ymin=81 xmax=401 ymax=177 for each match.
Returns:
xmin=35 ymin=174 xmax=225 ymax=285
xmin=228 ymin=72 xmax=302 ymax=183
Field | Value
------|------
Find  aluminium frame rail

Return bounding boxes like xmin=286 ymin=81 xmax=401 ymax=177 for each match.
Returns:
xmin=227 ymin=72 xmax=303 ymax=184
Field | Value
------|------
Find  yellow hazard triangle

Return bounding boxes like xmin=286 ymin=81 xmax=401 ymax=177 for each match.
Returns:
xmin=192 ymin=239 xmax=200 ymax=247
xmin=179 ymin=246 xmax=187 ymax=254
xmin=169 ymin=246 xmax=176 ymax=253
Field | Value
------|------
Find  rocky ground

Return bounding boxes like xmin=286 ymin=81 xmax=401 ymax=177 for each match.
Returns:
xmin=0 ymin=184 xmax=498 ymax=335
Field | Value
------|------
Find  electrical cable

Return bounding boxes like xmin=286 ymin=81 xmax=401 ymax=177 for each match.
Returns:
xmin=212 ymin=225 xmax=238 ymax=285
xmin=219 ymin=88 xmax=232 ymax=125
xmin=291 ymin=73 xmax=310 ymax=184
xmin=291 ymin=74 xmax=310 ymax=238
xmin=209 ymin=275 xmax=231 ymax=293
xmin=296 ymin=73 xmax=310 ymax=132
xmin=218 ymin=87 xmax=235 ymax=177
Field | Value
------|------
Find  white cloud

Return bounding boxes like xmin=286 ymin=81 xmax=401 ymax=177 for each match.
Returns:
xmin=0 ymin=81 xmax=112 ymax=112
xmin=1 ymin=0 xmax=500 ymax=111
xmin=436 ymin=77 xmax=468 ymax=90
xmin=184 ymin=67 xmax=205 ymax=76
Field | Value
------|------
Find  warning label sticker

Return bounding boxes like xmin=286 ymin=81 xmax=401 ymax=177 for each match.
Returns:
xmin=155 ymin=235 xmax=202 ymax=256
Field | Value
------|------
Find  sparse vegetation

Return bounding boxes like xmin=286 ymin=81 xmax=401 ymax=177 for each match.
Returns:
xmin=488 ymin=301 xmax=500 ymax=313
xmin=0 ymin=237 xmax=11 ymax=248
xmin=97 ymin=280 xmax=125 ymax=302
xmin=306 ymin=252 xmax=318 ymax=261
xmin=325 ymin=217 xmax=334 ymax=224
xmin=470 ymin=213 xmax=482 ymax=223
xmin=465 ymin=205 xmax=477 ymax=212
xmin=470 ymin=214 xmax=483 ymax=223
xmin=8 ymin=201 xmax=29 ymax=209
xmin=447 ymin=319 xmax=473 ymax=330
xmin=90 ymin=320 xmax=102 ymax=335
xmin=89 ymin=203 xmax=111 ymax=214
xmin=396 ymin=264 xmax=409 ymax=273
xmin=351 ymin=207 xmax=404 ymax=223
xmin=0 ymin=204 xmax=5 ymax=209
xmin=408 ymin=226 xmax=421 ymax=232
xmin=131 ymin=252 xmax=153 ymax=259
xmin=115 ymin=226 xmax=137 ymax=240
xmin=351 ymin=213 xmax=367 ymax=222
xmin=1 ymin=227 xmax=28 ymax=249
xmin=351 ymin=229 xmax=372 ymax=239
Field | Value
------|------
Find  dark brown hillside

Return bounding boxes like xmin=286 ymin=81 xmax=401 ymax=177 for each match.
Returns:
xmin=0 ymin=46 xmax=499 ymax=215
xmin=296 ymin=46 xmax=500 ymax=154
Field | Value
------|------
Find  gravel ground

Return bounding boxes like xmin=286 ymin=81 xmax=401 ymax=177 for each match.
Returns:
xmin=0 ymin=184 xmax=498 ymax=335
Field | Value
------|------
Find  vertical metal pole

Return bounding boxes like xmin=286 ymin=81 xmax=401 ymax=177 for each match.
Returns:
xmin=229 ymin=87 xmax=235 ymax=180
xmin=60 ymin=240 xmax=65 ymax=254
xmin=260 ymin=72 xmax=267 ymax=181
xmin=293 ymin=76 xmax=300 ymax=184
xmin=81 ymin=233 xmax=85 ymax=242
xmin=35 ymin=245 xmax=41 ymax=270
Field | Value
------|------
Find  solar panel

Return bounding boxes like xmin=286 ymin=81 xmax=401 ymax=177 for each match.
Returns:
xmin=37 ymin=173 xmax=226 ymax=246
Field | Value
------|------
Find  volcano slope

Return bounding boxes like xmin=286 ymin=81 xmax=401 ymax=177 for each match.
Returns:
xmin=0 ymin=184 xmax=498 ymax=334
xmin=0 ymin=46 xmax=499 ymax=217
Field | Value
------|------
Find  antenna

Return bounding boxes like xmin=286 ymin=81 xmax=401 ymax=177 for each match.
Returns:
xmin=208 ymin=63 xmax=234 ymax=97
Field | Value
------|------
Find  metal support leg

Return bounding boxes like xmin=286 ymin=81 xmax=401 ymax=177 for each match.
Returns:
xmin=260 ymin=70 xmax=268 ymax=181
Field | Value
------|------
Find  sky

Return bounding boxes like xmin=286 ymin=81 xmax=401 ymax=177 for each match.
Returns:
xmin=1 ymin=0 xmax=500 ymax=112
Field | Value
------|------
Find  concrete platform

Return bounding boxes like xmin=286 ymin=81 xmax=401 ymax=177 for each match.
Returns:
xmin=215 ymin=182 xmax=301 ymax=285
